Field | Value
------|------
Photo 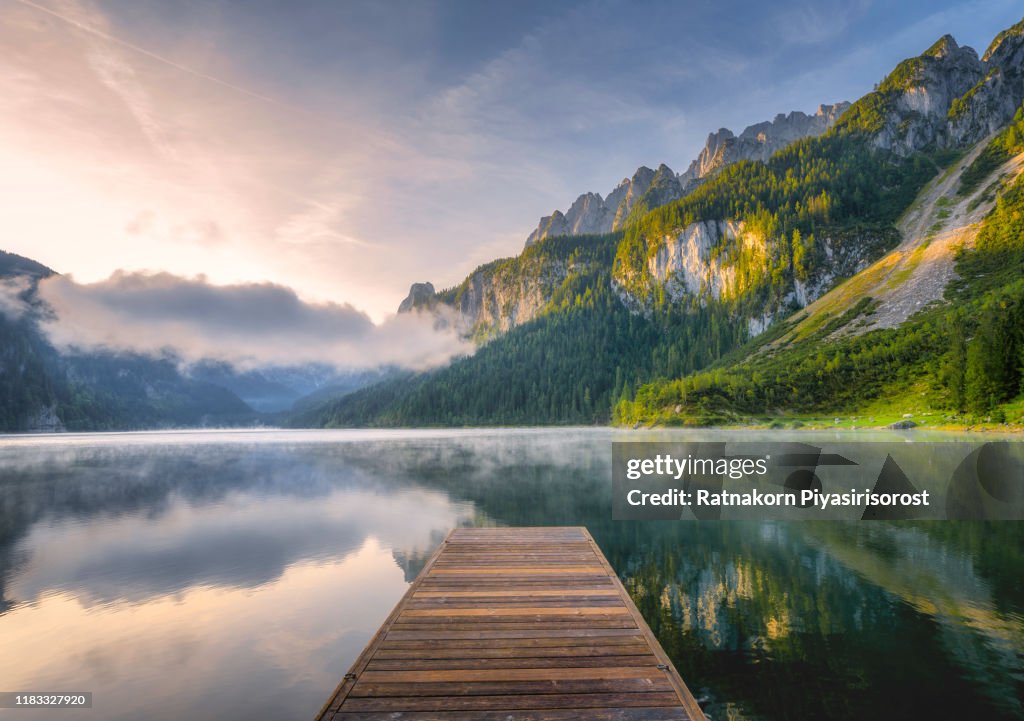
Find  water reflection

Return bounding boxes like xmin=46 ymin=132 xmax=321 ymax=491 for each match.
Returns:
xmin=0 ymin=429 xmax=1021 ymax=721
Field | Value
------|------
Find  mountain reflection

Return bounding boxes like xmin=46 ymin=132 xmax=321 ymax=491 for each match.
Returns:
xmin=1 ymin=439 xmax=471 ymax=609
xmin=0 ymin=429 xmax=1021 ymax=721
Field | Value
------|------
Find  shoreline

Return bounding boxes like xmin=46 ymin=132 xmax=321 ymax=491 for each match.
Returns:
xmin=624 ymin=418 xmax=1024 ymax=434
xmin=3 ymin=421 xmax=1023 ymax=438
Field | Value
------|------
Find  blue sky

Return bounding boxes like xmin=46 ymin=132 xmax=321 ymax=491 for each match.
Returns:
xmin=2 ymin=0 xmax=1023 ymax=322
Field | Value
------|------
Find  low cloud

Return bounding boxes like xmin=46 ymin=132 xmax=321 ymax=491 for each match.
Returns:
xmin=34 ymin=271 xmax=470 ymax=370
xmin=0 ymin=276 xmax=33 ymax=320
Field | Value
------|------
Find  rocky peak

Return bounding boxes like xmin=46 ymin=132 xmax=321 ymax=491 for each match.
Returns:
xmin=850 ymin=24 xmax=1024 ymax=154
xmin=397 ymin=282 xmax=436 ymax=313
xmin=925 ymin=34 xmax=961 ymax=59
xmin=524 ymin=102 xmax=848 ymax=248
xmin=679 ymin=102 xmax=851 ymax=187
xmin=525 ymin=165 xmax=660 ymax=247
xmin=630 ymin=163 xmax=685 ymax=220
xmin=982 ymin=18 xmax=1024 ymax=62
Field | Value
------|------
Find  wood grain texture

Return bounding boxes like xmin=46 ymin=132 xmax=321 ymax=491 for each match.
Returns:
xmin=316 ymin=527 xmax=707 ymax=721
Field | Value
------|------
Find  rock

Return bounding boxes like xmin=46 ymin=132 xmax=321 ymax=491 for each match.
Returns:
xmin=902 ymin=413 xmax=914 ymax=418
xmin=525 ymin=102 xmax=850 ymax=247
xmin=887 ymin=420 xmax=918 ymax=429
xmin=525 ymin=166 xmax=661 ymax=247
xmin=855 ymin=26 xmax=1024 ymax=156
xmin=678 ymin=102 xmax=851 ymax=187
xmin=615 ymin=220 xmax=881 ymax=333
xmin=397 ymin=282 xmax=436 ymax=313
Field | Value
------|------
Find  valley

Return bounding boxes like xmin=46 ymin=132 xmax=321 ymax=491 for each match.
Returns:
xmin=4 ymin=18 xmax=1024 ymax=432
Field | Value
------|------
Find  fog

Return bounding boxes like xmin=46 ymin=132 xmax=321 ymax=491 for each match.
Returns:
xmin=25 ymin=271 xmax=471 ymax=370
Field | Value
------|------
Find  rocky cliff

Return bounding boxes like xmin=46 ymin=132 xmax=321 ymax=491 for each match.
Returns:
xmin=525 ymin=104 xmax=849 ymax=247
xmin=614 ymin=220 xmax=895 ymax=334
xmin=525 ymin=165 xmax=667 ymax=246
xmin=397 ymin=282 xmax=437 ymax=313
xmin=406 ymin=20 xmax=1024 ymax=345
xmin=678 ymin=103 xmax=851 ymax=187
xmin=611 ymin=26 xmax=1024 ymax=332
xmin=840 ymin=26 xmax=1024 ymax=153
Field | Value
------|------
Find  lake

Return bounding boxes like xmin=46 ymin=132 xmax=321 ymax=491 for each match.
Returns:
xmin=0 ymin=428 xmax=1021 ymax=720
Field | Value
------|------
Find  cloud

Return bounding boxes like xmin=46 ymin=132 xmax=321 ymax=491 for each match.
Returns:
xmin=34 ymin=271 xmax=471 ymax=370
xmin=0 ymin=276 xmax=33 ymax=320
xmin=4 ymin=0 xmax=1021 ymax=326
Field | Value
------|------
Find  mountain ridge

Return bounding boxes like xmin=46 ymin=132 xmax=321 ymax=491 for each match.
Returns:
xmin=6 ymin=18 xmax=1024 ymax=431
xmin=354 ymin=18 xmax=1024 ymax=428
xmin=523 ymin=102 xmax=851 ymax=248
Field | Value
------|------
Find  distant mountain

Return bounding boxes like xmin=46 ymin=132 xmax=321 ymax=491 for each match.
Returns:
xmin=0 ymin=250 xmax=55 ymax=280
xmin=524 ymin=165 xmax=667 ymax=246
xmin=0 ymin=255 xmax=384 ymax=430
xmin=678 ymin=103 xmax=851 ymax=186
xmin=620 ymin=105 xmax=1024 ymax=426
xmin=188 ymin=361 xmax=380 ymax=413
xmin=524 ymin=103 xmax=850 ymax=247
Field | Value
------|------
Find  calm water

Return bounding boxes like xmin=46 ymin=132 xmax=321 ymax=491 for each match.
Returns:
xmin=0 ymin=428 xmax=1021 ymax=721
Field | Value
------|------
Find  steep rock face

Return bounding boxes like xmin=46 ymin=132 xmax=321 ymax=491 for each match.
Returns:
xmin=647 ymin=220 xmax=745 ymax=299
xmin=615 ymin=221 xmax=890 ymax=335
xmin=524 ymin=104 xmax=848 ymax=247
xmin=607 ymin=166 xmax=657 ymax=230
xmin=678 ymin=103 xmax=851 ymax=187
xmin=627 ymin=164 xmax=685 ymax=223
xmin=397 ymin=282 xmax=437 ymax=313
xmin=868 ymin=36 xmax=986 ymax=154
xmin=949 ymin=23 xmax=1024 ymax=143
xmin=848 ymin=28 xmax=1024 ymax=154
xmin=448 ymin=259 xmax=571 ymax=338
xmin=525 ymin=166 xmax=662 ymax=246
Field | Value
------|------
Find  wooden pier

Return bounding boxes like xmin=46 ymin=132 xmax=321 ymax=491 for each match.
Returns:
xmin=317 ymin=526 xmax=706 ymax=721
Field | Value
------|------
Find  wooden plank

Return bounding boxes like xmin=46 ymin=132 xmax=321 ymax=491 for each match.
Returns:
xmin=338 ymin=691 xmax=684 ymax=712
xmin=348 ymin=677 xmax=674 ymax=698
xmin=357 ymin=667 xmax=663 ymax=683
xmin=372 ymin=644 xmax=652 ymax=659
xmin=405 ymin=598 xmax=627 ymax=607
xmin=388 ymin=620 xmax=641 ymax=631
xmin=400 ymin=607 xmax=631 ymax=617
xmin=363 ymin=656 xmax=664 ymax=671
xmin=384 ymin=628 xmax=645 ymax=641
xmin=380 ymin=636 xmax=648 ymax=649
xmin=317 ymin=527 xmax=707 ymax=721
xmin=430 ymin=569 xmax=606 ymax=573
xmin=334 ymin=709 xmax=690 ymax=721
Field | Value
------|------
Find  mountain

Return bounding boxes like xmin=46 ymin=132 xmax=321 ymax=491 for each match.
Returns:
xmin=0 ymin=252 xmax=390 ymax=430
xmin=408 ymin=103 xmax=857 ymax=340
xmin=0 ymin=303 xmax=257 ymax=432
xmin=524 ymin=103 xmax=850 ymax=248
xmin=837 ymin=31 xmax=1024 ymax=152
xmin=619 ymin=107 xmax=1024 ymax=427
xmin=678 ymin=103 xmax=851 ymax=187
xmin=8 ymin=19 xmax=1024 ymax=432
xmin=0 ymin=250 xmax=54 ymax=280
xmin=307 ymin=17 xmax=1024 ymax=429
xmin=524 ymin=166 xmax=664 ymax=246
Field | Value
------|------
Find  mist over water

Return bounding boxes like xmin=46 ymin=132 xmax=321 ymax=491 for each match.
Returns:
xmin=0 ymin=429 xmax=1021 ymax=721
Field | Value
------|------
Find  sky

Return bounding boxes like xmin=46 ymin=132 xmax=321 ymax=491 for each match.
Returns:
xmin=1 ymin=0 xmax=1022 ymax=335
